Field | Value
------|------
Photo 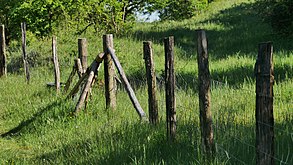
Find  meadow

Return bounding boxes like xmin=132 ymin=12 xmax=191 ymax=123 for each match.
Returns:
xmin=0 ymin=0 xmax=292 ymax=164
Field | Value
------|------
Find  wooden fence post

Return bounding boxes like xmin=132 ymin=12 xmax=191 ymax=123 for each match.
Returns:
xmin=197 ymin=30 xmax=215 ymax=157
xmin=164 ymin=36 xmax=176 ymax=141
xmin=21 ymin=22 xmax=30 ymax=83
xmin=0 ymin=25 xmax=6 ymax=77
xmin=143 ymin=41 xmax=158 ymax=124
xmin=52 ymin=36 xmax=60 ymax=92
xmin=107 ymin=47 xmax=146 ymax=120
xmin=78 ymin=38 xmax=88 ymax=72
xmin=255 ymin=42 xmax=274 ymax=165
xmin=103 ymin=34 xmax=117 ymax=110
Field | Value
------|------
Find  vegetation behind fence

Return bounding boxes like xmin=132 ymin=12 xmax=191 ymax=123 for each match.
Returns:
xmin=0 ymin=0 xmax=292 ymax=164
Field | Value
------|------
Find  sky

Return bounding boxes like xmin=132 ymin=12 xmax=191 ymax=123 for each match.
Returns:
xmin=136 ymin=11 xmax=160 ymax=22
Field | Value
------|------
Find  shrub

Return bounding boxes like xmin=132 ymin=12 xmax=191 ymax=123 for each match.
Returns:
xmin=256 ymin=0 xmax=293 ymax=35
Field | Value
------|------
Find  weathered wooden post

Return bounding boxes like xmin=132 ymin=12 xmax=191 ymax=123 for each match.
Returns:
xmin=107 ymin=47 xmax=146 ymax=120
xmin=255 ymin=42 xmax=274 ymax=165
xmin=21 ymin=22 xmax=30 ymax=83
xmin=0 ymin=25 xmax=6 ymax=77
xmin=74 ymin=53 xmax=104 ymax=114
xmin=103 ymin=34 xmax=116 ymax=110
xmin=164 ymin=36 xmax=176 ymax=141
xmin=78 ymin=38 xmax=88 ymax=72
xmin=143 ymin=41 xmax=158 ymax=124
xmin=197 ymin=30 xmax=215 ymax=157
xmin=52 ymin=36 xmax=60 ymax=92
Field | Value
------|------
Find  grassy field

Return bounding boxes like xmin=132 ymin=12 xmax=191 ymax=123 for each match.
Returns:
xmin=0 ymin=0 xmax=292 ymax=164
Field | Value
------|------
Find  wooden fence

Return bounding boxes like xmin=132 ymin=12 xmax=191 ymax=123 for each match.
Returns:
xmin=0 ymin=23 xmax=277 ymax=164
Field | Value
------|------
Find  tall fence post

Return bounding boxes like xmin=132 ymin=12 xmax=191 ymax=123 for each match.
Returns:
xmin=197 ymin=30 xmax=215 ymax=158
xmin=52 ymin=36 xmax=60 ymax=92
xmin=255 ymin=42 xmax=274 ymax=165
xmin=0 ymin=25 xmax=6 ymax=77
xmin=103 ymin=34 xmax=117 ymax=110
xmin=143 ymin=41 xmax=158 ymax=124
xmin=78 ymin=38 xmax=88 ymax=72
xmin=21 ymin=22 xmax=30 ymax=83
xmin=107 ymin=47 xmax=146 ymax=120
xmin=164 ymin=36 xmax=176 ymax=141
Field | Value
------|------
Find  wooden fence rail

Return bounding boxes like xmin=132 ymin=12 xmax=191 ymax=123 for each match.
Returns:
xmin=0 ymin=23 xmax=281 ymax=163
xmin=107 ymin=46 xmax=146 ymax=120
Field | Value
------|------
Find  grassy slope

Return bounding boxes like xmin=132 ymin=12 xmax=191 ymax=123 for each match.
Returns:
xmin=0 ymin=0 xmax=292 ymax=164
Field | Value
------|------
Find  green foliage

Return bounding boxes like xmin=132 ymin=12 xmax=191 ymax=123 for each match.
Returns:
xmin=0 ymin=0 xmax=215 ymax=43
xmin=146 ymin=0 xmax=210 ymax=20
xmin=0 ymin=0 xmax=137 ymax=42
xmin=256 ymin=0 xmax=293 ymax=35
xmin=1 ymin=0 xmax=292 ymax=163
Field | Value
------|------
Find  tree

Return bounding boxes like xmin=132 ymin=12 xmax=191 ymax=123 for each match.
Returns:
xmin=146 ymin=0 xmax=210 ymax=21
xmin=0 ymin=0 xmax=213 ymax=43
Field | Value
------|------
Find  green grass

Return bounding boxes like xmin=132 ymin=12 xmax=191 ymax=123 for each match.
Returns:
xmin=0 ymin=0 xmax=292 ymax=164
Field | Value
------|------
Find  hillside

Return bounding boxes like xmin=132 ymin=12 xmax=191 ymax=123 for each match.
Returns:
xmin=0 ymin=0 xmax=292 ymax=164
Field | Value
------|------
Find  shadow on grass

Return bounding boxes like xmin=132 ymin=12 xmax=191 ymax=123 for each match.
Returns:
xmin=124 ymin=69 xmax=199 ymax=92
xmin=34 ymin=121 xmax=204 ymax=164
xmin=34 ymin=118 xmax=293 ymax=164
xmin=211 ymin=63 xmax=293 ymax=86
xmin=1 ymin=100 xmax=66 ymax=137
xmin=123 ymin=2 xmax=292 ymax=90
xmin=130 ymin=2 xmax=292 ymax=59
xmin=125 ymin=60 xmax=291 ymax=92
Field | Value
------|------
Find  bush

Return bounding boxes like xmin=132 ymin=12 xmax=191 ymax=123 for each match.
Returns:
xmin=256 ymin=0 xmax=293 ymax=35
xmin=156 ymin=0 xmax=210 ymax=20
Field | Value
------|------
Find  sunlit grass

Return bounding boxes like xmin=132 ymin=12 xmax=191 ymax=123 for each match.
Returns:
xmin=0 ymin=0 xmax=292 ymax=164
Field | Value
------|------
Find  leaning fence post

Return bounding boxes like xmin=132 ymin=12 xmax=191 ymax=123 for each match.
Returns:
xmin=255 ymin=42 xmax=274 ymax=165
xmin=103 ymin=34 xmax=117 ymax=110
xmin=143 ymin=41 xmax=158 ymax=124
xmin=0 ymin=25 xmax=6 ymax=77
xmin=78 ymin=38 xmax=88 ymax=72
xmin=21 ymin=22 xmax=30 ymax=83
xmin=52 ymin=36 xmax=60 ymax=92
xmin=197 ymin=30 xmax=215 ymax=158
xmin=164 ymin=36 xmax=176 ymax=141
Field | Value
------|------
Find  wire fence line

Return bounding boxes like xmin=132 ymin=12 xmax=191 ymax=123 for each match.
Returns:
xmin=214 ymin=121 xmax=291 ymax=165
xmin=216 ymin=144 xmax=247 ymax=165
xmin=123 ymin=64 xmax=293 ymax=162
xmin=257 ymin=120 xmax=292 ymax=135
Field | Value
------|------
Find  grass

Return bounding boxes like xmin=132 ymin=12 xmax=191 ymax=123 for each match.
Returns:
xmin=0 ymin=0 xmax=292 ymax=164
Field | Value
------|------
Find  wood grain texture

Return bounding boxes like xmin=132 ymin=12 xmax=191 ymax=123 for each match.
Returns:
xmin=255 ymin=42 xmax=274 ymax=165
xmin=164 ymin=36 xmax=176 ymax=141
xmin=197 ymin=30 xmax=215 ymax=157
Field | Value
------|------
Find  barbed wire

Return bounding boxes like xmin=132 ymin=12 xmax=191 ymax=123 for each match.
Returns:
xmin=256 ymin=121 xmax=293 ymax=136
xmin=214 ymin=123 xmax=290 ymax=165
xmin=216 ymin=144 xmax=247 ymax=165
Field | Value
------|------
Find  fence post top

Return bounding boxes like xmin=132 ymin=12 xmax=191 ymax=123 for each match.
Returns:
xmin=103 ymin=34 xmax=113 ymax=37
xmin=164 ymin=36 xmax=174 ymax=40
xmin=259 ymin=41 xmax=273 ymax=46
xmin=196 ymin=29 xmax=206 ymax=32
xmin=143 ymin=41 xmax=152 ymax=45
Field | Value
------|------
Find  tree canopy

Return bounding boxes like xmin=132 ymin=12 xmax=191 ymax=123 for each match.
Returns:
xmin=0 ymin=0 xmax=212 ymax=43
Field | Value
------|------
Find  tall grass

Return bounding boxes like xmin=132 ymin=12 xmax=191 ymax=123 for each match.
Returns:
xmin=0 ymin=0 xmax=292 ymax=164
